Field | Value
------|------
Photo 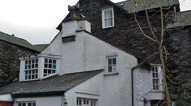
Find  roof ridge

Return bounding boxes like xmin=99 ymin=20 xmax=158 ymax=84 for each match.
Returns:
xmin=0 ymin=31 xmax=26 ymax=41
xmin=0 ymin=31 xmax=40 ymax=52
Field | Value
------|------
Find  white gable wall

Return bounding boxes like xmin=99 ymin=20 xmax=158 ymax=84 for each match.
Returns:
xmin=42 ymin=20 xmax=137 ymax=75
xmin=41 ymin=20 xmax=138 ymax=106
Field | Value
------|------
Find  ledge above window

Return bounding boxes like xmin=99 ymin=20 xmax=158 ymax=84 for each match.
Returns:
xmin=62 ymin=35 xmax=76 ymax=43
xmin=104 ymin=72 xmax=119 ymax=76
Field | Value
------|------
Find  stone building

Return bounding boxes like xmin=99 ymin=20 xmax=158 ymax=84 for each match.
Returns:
xmin=0 ymin=17 xmax=164 ymax=106
xmin=0 ymin=31 xmax=40 ymax=86
xmin=0 ymin=0 xmax=191 ymax=106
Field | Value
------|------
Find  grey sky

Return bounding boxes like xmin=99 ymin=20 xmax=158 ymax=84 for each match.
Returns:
xmin=0 ymin=0 xmax=190 ymax=44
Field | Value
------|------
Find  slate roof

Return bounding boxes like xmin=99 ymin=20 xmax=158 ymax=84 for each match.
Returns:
xmin=0 ymin=70 xmax=103 ymax=95
xmin=0 ymin=31 xmax=40 ymax=52
xmin=167 ymin=10 xmax=191 ymax=28
xmin=116 ymin=0 xmax=179 ymax=13
xmin=33 ymin=44 xmax=49 ymax=52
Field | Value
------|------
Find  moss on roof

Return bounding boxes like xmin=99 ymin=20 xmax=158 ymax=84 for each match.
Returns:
xmin=33 ymin=44 xmax=49 ymax=52
xmin=116 ymin=0 xmax=179 ymax=13
xmin=167 ymin=10 xmax=191 ymax=28
xmin=0 ymin=31 xmax=40 ymax=52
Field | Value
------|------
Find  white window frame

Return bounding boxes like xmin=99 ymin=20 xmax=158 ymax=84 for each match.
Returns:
xmin=18 ymin=101 xmax=36 ymax=106
xmin=77 ymin=97 xmax=97 ymax=106
xmin=44 ymin=58 xmax=57 ymax=77
xmin=102 ymin=7 xmax=114 ymax=29
xmin=107 ymin=56 xmax=117 ymax=73
xmin=151 ymin=65 xmax=162 ymax=91
xmin=24 ymin=58 xmax=38 ymax=80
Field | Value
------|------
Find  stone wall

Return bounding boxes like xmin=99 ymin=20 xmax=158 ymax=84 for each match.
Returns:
xmin=76 ymin=0 xmax=176 ymax=62
xmin=0 ymin=40 xmax=38 ymax=86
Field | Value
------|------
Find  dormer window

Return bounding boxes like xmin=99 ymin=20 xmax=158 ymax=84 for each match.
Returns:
xmin=107 ymin=56 xmax=117 ymax=73
xmin=102 ymin=7 xmax=114 ymax=29
xmin=20 ymin=54 xmax=60 ymax=81
xmin=25 ymin=58 xmax=38 ymax=80
xmin=44 ymin=58 xmax=56 ymax=77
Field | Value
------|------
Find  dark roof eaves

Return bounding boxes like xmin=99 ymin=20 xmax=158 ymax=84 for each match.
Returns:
xmin=12 ymin=91 xmax=66 ymax=98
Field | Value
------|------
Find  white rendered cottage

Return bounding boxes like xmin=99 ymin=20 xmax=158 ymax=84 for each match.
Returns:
xmin=0 ymin=18 xmax=163 ymax=106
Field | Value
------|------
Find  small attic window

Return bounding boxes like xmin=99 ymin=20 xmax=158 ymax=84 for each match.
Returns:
xmin=62 ymin=35 xmax=76 ymax=43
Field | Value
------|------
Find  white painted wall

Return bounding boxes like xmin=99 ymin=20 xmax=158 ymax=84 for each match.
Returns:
xmin=133 ymin=66 xmax=163 ymax=106
xmin=42 ymin=20 xmax=137 ymax=75
xmin=0 ymin=94 xmax=12 ymax=102
xmin=65 ymin=68 xmax=133 ymax=106
xmin=13 ymin=96 xmax=62 ymax=106
xmin=41 ymin=20 xmax=138 ymax=106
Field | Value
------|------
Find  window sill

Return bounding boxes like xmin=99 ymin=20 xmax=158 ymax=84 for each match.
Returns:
xmin=102 ymin=26 xmax=114 ymax=29
xmin=21 ymin=79 xmax=40 ymax=82
xmin=104 ymin=72 xmax=119 ymax=76
xmin=151 ymin=90 xmax=163 ymax=93
xmin=43 ymin=73 xmax=58 ymax=79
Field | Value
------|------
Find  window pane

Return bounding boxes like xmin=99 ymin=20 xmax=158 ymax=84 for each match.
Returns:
xmin=153 ymin=85 xmax=156 ymax=90
xmin=44 ymin=69 xmax=47 ymax=73
xmin=108 ymin=59 xmax=112 ymax=65
xmin=49 ymin=59 xmax=52 ymax=63
xmin=29 ymin=75 xmax=31 ymax=79
xmin=33 ymin=103 xmax=36 ymax=106
xmin=113 ymin=58 xmax=116 ymax=64
xmin=49 ymin=64 xmax=52 ymax=68
xmin=53 ymin=65 xmax=56 ymax=69
xmin=18 ymin=103 xmax=21 ymax=106
xmin=48 ymin=70 xmax=51 ymax=74
xmin=45 ymin=64 xmax=48 ymax=68
xmin=35 ymin=64 xmax=38 ymax=68
xmin=28 ymin=103 xmax=32 ymax=106
xmin=109 ymin=9 xmax=112 ymax=17
xmin=23 ymin=103 xmax=26 ymax=106
xmin=104 ymin=19 xmax=108 ymax=27
xmin=104 ymin=11 xmax=107 ymax=18
xmin=52 ymin=70 xmax=56 ymax=74
xmin=53 ymin=60 xmax=56 ymax=64
xmin=107 ymin=18 xmax=112 ymax=26
xmin=25 ymin=76 xmax=28 ymax=80
xmin=36 ymin=59 xmax=38 ymax=63
xmin=25 ymin=65 xmax=28 ymax=69
xmin=32 ymin=64 xmax=34 ymax=68
xmin=156 ymin=72 xmax=158 ymax=77
xmin=79 ymin=99 xmax=82 ymax=105
xmin=108 ymin=66 xmax=112 ymax=72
